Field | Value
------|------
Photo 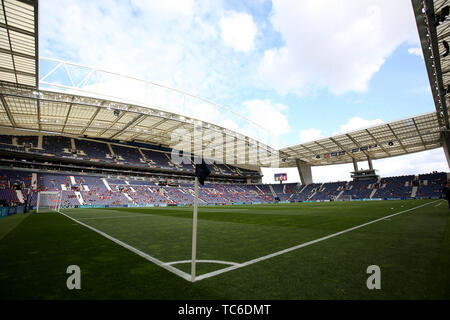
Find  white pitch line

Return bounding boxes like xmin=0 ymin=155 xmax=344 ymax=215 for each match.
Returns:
xmin=57 ymin=210 xmax=191 ymax=281
xmin=194 ymin=200 xmax=439 ymax=282
xmin=434 ymin=202 xmax=443 ymax=207
xmin=165 ymin=259 xmax=240 ymax=267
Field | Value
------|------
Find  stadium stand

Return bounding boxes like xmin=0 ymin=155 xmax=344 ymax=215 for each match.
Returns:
xmin=74 ymin=139 xmax=111 ymax=161
xmin=16 ymin=136 xmax=38 ymax=149
xmin=3 ymin=167 xmax=445 ymax=210
xmin=0 ymin=133 xmax=447 ymax=209
xmin=0 ymin=134 xmax=262 ymax=180
xmin=373 ymin=175 xmax=415 ymax=200
xmin=42 ymin=136 xmax=72 ymax=156
xmin=0 ymin=168 xmax=446 ymax=208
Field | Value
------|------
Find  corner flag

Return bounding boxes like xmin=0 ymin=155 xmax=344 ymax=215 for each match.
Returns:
xmin=195 ymin=161 xmax=211 ymax=185
xmin=191 ymin=159 xmax=211 ymax=282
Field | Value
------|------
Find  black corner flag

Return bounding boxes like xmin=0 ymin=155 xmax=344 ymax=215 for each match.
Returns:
xmin=195 ymin=160 xmax=211 ymax=185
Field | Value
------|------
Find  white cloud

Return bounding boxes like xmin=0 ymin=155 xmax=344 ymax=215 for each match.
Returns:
xmin=39 ymin=1 xmax=266 ymax=141
xmin=39 ymin=0 xmax=243 ymax=102
xmin=220 ymin=12 xmax=257 ymax=52
xmin=259 ymin=0 xmax=419 ymax=95
xmin=338 ymin=116 xmax=384 ymax=133
xmin=242 ymin=99 xmax=290 ymax=138
xmin=297 ymin=117 xmax=382 ymax=145
xmin=373 ymin=148 xmax=448 ymax=177
xmin=299 ymin=128 xmax=324 ymax=143
xmin=408 ymin=47 xmax=423 ymax=57
xmin=131 ymin=0 xmax=195 ymax=18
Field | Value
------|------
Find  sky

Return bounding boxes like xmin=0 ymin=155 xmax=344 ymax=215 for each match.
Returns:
xmin=38 ymin=0 xmax=449 ymax=183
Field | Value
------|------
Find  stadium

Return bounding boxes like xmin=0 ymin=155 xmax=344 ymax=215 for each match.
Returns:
xmin=1 ymin=0 xmax=450 ymax=305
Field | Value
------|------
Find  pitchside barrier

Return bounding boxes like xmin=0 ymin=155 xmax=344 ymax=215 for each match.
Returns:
xmin=0 ymin=205 xmax=26 ymax=218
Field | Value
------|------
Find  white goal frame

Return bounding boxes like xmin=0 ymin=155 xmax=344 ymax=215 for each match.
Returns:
xmin=336 ymin=194 xmax=353 ymax=202
xmin=36 ymin=191 xmax=62 ymax=213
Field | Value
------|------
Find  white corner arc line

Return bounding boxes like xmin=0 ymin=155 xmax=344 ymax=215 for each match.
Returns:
xmin=57 ymin=210 xmax=191 ymax=281
xmin=194 ymin=200 xmax=440 ymax=282
xmin=165 ymin=260 xmax=240 ymax=267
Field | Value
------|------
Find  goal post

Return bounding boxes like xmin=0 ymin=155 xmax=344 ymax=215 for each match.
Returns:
xmin=36 ymin=191 xmax=62 ymax=213
xmin=336 ymin=194 xmax=352 ymax=202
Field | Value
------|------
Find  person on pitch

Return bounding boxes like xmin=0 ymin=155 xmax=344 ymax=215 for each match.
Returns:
xmin=442 ymin=181 xmax=450 ymax=209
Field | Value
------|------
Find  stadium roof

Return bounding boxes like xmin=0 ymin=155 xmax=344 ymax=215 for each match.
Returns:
xmin=279 ymin=112 xmax=443 ymax=167
xmin=0 ymin=0 xmax=37 ymax=87
xmin=0 ymin=81 xmax=281 ymax=168
xmin=412 ymin=0 xmax=450 ymax=129
xmin=0 ymin=0 xmax=447 ymax=169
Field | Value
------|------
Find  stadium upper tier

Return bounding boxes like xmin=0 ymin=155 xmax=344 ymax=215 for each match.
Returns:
xmin=0 ymin=133 xmax=260 ymax=178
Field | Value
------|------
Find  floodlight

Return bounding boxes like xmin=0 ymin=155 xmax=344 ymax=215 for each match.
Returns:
xmin=434 ymin=5 xmax=450 ymax=26
xmin=443 ymin=40 xmax=449 ymax=57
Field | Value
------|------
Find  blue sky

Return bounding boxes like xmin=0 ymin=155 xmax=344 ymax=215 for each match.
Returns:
xmin=38 ymin=0 xmax=449 ymax=183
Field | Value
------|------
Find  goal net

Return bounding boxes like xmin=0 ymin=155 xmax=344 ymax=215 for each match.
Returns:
xmin=36 ymin=191 xmax=62 ymax=213
xmin=336 ymin=194 xmax=352 ymax=202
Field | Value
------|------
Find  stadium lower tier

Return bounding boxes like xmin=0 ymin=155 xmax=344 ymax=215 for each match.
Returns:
xmin=0 ymin=169 xmax=446 ymax=209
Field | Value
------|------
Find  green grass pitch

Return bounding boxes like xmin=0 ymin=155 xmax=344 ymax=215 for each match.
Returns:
xmin=0 ymin=199 xmax=449 ymax=299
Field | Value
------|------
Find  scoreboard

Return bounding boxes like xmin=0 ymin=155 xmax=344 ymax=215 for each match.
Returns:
xmin=274 ymin=173 xmax=287 ymax=182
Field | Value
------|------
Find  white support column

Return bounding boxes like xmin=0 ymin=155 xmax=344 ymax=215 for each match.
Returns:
xmin=367 ymin=157 xmax=373 ymax=170
xmin=296 ymin=159 xmax=313 ymax=185
xmin=352 ymin=158 xmax=359 ymax=172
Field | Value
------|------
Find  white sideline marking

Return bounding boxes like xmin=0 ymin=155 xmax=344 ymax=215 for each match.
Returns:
xmin=165 ymin=259 xmax=240 ymax=267
xmin=194 ymin=200 xmax=439 ymax=282
xmin=57 ymin=210 xmax=191 ymax=281
xmin=434 ymin=202 xmax=443 ymax=207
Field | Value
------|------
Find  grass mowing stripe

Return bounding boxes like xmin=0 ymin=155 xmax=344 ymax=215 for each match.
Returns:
xmin=0 ymin=212 xmax=31 ymax=241
xmin=1 ymin=200 xmax=446 ymax=299
xmin=426 ymin=202 xmax=450 ymax=299
xmin=77 ymin=215 xmax=154 ymax=220
xmin=194 ymin=200 xmax=439 ymax=282
xmin=57 ymin=210 xmax=192 ymax=282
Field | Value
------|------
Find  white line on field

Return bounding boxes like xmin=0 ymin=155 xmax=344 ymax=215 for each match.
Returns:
xmin=165 ymin=259 xmax=240 ymax=267
xmin=434 ymin=202 xmax=443 ymax=207
xmin=57 ymin=210 xmax=191 ymax=281
xmin=194 ymin=200 xmax=440 ymax=282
